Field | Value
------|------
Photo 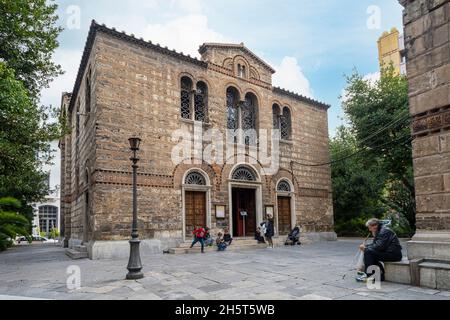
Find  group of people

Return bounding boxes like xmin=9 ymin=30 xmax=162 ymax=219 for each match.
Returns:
xmin=189 ymin=214 xmax=277 ymax=253
xmin=190 ymin=226 xmax=233 ymax=253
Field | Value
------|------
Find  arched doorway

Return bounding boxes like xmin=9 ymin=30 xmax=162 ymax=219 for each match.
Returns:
xmin=228 ymin=165 xmax=263 ymax=238
xmin=182 ymin=170 xmax=211 ymax=240
xmin=276 ymin=179 xmax=295 ymax=235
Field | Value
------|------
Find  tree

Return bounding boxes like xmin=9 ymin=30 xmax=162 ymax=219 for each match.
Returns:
xmin=0 ymin=1 xmax=63 ymax=242
xmin=331 ymin=126 xmax=387 ymax=236
xmin=0 ymin=0 xmax=63 ymax=98
xmin=0 ymin=197 xmax=30 ymax=251
xmin=335 ymin=66 xmax=415 ymax=235
xmin=0 ymin=62 xmax=58 ymax=226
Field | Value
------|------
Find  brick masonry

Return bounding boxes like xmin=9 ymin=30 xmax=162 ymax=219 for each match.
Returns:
xmin=401 ymin=0 xmax=450 ymax=231
xmin=60 ymin=21 xmax=335 ymax=250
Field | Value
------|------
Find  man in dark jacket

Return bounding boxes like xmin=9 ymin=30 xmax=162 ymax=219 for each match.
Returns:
xmin=357 ymin=218 xmax=403 ymax=282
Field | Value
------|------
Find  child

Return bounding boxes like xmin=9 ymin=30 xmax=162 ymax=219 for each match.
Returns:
xmin=190 ymin=225 xmax=206 ymax=253
xmin=203 ymin=227 xmax=214 ymax=247
xmin=216 ymin=232 xmax=227 ymax=251
xmin=223 ymin=228 xmax=233 ymax=246
xmin=255 ymin=226 xmax=265 ymax=244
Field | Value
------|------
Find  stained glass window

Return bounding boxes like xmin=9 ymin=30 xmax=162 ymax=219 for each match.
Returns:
xmin=227 ymin=88 xmax=239 ymax=130
xmin=277 ymin=180 xmax=291 ymax=192
xmin=242 ymin=94 xmax=257 ymax=145
xmin=281 ymin=107 xmax=292 ymax=140
xmin=232 ymin=166 xmax=257 ymax=181
xmin=181 ymin=77 xmax=192 ymax=120
xmin=272 ymin=104 xmax=281 ymax=130
xmin=194 ymin=82 xmax=207 ymax=122
xmin=185 ymin=172 xmax=207 ymax=186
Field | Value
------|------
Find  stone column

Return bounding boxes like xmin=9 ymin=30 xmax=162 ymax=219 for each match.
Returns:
xmin=399 ymin=0 xmax=450 ymax=261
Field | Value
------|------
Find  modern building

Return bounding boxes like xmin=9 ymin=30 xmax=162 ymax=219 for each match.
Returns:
xmin=377 ymin=27 xmax=407 ymax=75
xmin=32 ymin=140 xmax=61 ymax=237
xmin=60 ymin=21 xmax=336 ymax=259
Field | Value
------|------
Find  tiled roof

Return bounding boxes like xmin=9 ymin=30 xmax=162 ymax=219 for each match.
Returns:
xmin=273 ymin=87 xmax=330 ymax=110
xmin=68 ymin=20 xmax=330 ymax=112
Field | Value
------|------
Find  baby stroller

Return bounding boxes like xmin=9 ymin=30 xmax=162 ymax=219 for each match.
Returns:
xmin=285 ymin=226 xmax=301 ymax=246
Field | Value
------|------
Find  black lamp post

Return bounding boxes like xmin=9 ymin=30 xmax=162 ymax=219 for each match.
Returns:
xmin=126 ymin=137 xmax=144 ymax=280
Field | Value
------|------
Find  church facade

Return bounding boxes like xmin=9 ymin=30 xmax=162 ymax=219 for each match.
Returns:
xmin=60 ymin=21 xmax=335 ymax=259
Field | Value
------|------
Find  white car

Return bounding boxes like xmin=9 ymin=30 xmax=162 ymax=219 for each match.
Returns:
xmin=42 ymin=237 xmax=59 ymax=244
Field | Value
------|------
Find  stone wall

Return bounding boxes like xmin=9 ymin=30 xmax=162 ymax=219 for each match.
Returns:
xmin=402 ymin=0 xmax=450 ymax=232
xmin=60 ymin=22 xmax=334 ymax=251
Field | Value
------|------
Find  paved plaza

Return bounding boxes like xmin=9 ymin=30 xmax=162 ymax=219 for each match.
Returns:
xmin=0 ymin=239 xmax=449 ymax=300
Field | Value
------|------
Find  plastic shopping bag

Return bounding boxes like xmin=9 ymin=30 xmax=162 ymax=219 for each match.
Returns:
xmin=355 ymin=250 xmax=365 ymax=271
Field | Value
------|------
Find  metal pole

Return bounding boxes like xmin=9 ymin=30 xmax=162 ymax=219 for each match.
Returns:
xmin=126 ymin=148 xmax=143 ymax=280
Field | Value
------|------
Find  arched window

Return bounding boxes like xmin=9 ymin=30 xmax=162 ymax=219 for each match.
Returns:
xmin=180 ymin=77 xmax=193 ymax=120
xmin=39 ymin=205 xmax=58 ymax=234
xmin=76 ymin=102 xmax=80 ymax=138
xmin=85 ymin=68 xmax=91 ymax=115
xmin=242 ymin=93 xmax=258 ymax=145
xmin=227 ymin=87 xmax=239 ymax=130
xmin=272 ymin=104 xmax=281 ymax=131
xmin=194 ymin=81 xmax=207 ymax=122
xmin=277 ymin=180 xmax=292 ymax=192
xmin=232 ymin=166 xmax=258 ymax=181
xmin=185 ymin=171 xmax=207 ymax=186
xmin=281 ymin=107 xmax=292 ymax=140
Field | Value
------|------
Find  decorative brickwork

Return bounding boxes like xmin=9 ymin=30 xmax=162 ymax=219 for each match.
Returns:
xmin=59 ymin=20 xmax=334 ymax=250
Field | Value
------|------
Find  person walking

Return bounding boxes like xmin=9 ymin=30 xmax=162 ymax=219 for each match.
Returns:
xmin=190 ymin=225 xmax=206 ymax=253
xmin=264 ymin=214 xmax=275 ymax=249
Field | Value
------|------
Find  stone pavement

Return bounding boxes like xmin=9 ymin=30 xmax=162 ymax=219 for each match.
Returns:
xmin=0 ymin=239 xmax=449 ymax=300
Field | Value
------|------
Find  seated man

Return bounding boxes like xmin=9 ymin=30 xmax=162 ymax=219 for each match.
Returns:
xmin=357 ymin=218 xmax=403 ymax=282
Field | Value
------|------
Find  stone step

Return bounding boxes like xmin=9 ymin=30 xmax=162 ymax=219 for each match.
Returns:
xmin=385 ymin=258 xmax=450 ymax=291
xmin=65 ymin=248 xmax=89 ymax=260
xmin=179 ymin=239 xmax=261 ymax=248
xmin=168 ymin=243 xmax=270 ymax=255
xmin=74 ymin=245 xmax=88 ymax=253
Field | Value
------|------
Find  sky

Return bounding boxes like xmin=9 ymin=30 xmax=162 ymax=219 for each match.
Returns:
xmin=41 ymin=0 xmax=405 ymax=138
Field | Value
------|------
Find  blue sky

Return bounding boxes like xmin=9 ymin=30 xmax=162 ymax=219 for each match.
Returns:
xmin=43 ymin=0 xmax=404 ymax=136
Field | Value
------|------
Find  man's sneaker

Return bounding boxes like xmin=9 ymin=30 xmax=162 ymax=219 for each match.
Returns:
xmin=356 ymin=273 xmax=376 ymax=284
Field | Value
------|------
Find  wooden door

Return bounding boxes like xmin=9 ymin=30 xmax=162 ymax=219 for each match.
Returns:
xmin=185 ymin=191 xmax=206 ymax=237
xmin=277 ymin=196 xmax=292 ymax=235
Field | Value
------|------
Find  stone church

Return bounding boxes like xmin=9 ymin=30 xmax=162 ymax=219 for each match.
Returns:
xmin=60 ymin=21 xmax=335 ymax=259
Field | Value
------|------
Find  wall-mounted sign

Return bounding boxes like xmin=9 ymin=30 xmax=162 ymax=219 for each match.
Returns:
xmin=215 ymin=205 xmax=225 ymax=219
xmin=265 ymin=206 xmax=274 ymax=218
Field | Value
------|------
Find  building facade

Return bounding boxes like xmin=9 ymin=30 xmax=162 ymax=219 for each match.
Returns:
xmin=386 ymin=0 xmax=450 ymax=290
xmin=378 ymin=27 xmax=407 ymax=75
xmin=60 ymin=21 xmax=335 ymax=259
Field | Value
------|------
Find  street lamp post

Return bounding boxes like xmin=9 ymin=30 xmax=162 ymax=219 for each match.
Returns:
xmin=126 ymin=137 xmax=144 ymax=280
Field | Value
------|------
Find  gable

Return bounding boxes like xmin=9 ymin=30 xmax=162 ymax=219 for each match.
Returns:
xmin=199 ymin=43 xmax=274 ymax=84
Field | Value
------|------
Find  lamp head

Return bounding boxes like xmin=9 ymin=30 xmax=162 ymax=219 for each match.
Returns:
xmin=128 ymin=137 xmax=141 ymax=151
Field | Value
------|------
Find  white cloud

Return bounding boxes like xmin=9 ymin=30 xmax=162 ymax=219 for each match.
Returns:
xmin=340 ymin=71 xmax=380 ymax=103
xmin=363 ymin=71 xmax=380 ymax=85
xmin=40 ymin=49 xmax=81 ymax=108
xmin=142 ymin=14 xmax=230 ymax=57
xmin=171 ymin=0 xmax=203 ymax=13
xmin=272 ymin=56 xmax=313 ymax=98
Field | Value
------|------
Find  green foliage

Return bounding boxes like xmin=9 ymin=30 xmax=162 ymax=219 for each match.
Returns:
xmin=48 ymin=228 xmax=59 ymax=239
xmin=335 ymin=216 xmax=371 ymax=237
xmin=0 ymin=2 xmax=64 ymax=249
xmin=383 ymin=211 xmax=413 ymax=238
xmin=0 ymin=0 xmax=63 ymax=98
xmin=0 ymin=62 xmax=59 ymax=207
xmin=0 ymin=197 xmax=30 ymax=251
xmin=333 ymin=66 xmax=415 ymax=236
